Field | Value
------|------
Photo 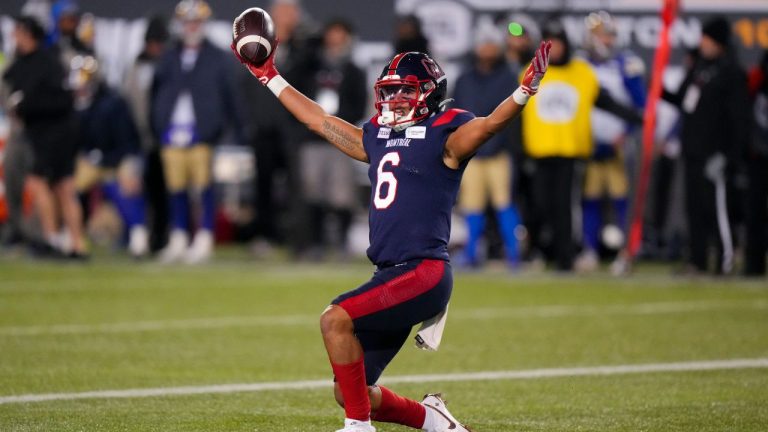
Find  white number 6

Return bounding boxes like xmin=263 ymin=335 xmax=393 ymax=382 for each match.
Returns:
xmin=373 ymin=152 xmax=400 ymax=209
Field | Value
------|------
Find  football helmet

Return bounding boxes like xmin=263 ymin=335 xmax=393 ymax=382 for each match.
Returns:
xmin=585 ymin=11 xmax=617 ymax=60
xmin=68 ymin=54 xmax=99 ymax=107
xmin=374 ymin=52 xmax=448 ymax=131
xmin=175 ymin=0 xmax=212 ymax=22
xmin=175 ymin=0 xmax=211 ymax=46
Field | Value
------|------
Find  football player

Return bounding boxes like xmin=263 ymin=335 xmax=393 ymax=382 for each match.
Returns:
xmin=576 ymin=11 xmax=646 ymax=273
xmin=70 ymin=55 xmax=149 ymax=257
xmin=234 ymin=34 xmax=551 ymax=432
xmin=152 ymin=0 xmax=246 ymax=264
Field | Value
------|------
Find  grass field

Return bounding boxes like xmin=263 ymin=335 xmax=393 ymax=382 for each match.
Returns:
xmin=1 ymin=252 xmax=767 ymax=431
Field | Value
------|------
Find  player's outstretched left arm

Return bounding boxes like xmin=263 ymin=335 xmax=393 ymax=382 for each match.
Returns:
xmin=232 ymin=44 xmax=368 ymax=163
xmin=443 ymin=41 xmax=551 ymax=168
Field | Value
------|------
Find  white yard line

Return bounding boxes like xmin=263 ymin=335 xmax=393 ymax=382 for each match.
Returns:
xmin=0 ymin=315 xmax=316 ymax=336
xmin=1 ymin=358 xmax=766 ymax=405
xmin=1 ymin=300 xmax=765 ymax=336
xmin=453 ymin=299 xmax=768 ymax=319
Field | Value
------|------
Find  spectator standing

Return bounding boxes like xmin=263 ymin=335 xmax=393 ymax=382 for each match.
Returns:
xmin=299 ymin=18 xmax=367 ymax=259
xmin=123 ymin=16 xmax=170 ymax=253
xmin=49 ymin=0 xmax=93 ymax=65
xmin=521 ymin=19 xmax=640 ymax=271
xmin=151 ymin=0 xmax=246 ymax=264
xmin=1 ymin=32 xmax=34 ymax=248
xmin=662 ymin=16 xmax=750 ymax=275
xmin=453 ymin=21 xmax=520 ymax=268
xmin=393 ymin=15 xmax=430 ymax=56
xmin=502 ymin=17 xmax=538 ymax=261
xmin=744 ymin=50 xmax=768 ymax=276
xmin=519 ymin=20 xmax=599 ymax=271
xmin=3 ymin=16 xmax=86 ymax=258
xmin=240 ymin=0 xmax=316 ymax=256
xmin=645 ymin=49 xmax=700 ymax=262
xmin=576 ymin=11 xmax=646 ymax=272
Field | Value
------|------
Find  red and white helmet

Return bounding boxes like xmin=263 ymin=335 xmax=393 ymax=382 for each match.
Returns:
xmin=374 ymin=51 xmax=448 ymax=131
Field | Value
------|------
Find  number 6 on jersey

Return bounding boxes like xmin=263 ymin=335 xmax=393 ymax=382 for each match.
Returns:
xmin=373 ymin=152 xmax=400 ymax=209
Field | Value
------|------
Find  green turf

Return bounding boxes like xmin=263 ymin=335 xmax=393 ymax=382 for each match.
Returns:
xmin=0 ymin=254 xmax=766 ymax=431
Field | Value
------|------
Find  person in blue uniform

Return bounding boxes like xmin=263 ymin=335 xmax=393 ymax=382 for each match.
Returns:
xmin=576 ymin=11 xmax=646 ymax=273
xmin=233 ymin=33 xmax=551 ymax=432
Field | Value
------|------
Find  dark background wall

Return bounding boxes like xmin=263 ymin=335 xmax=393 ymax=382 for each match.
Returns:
xmin=3 ymin=0 xmax=396 ymax=41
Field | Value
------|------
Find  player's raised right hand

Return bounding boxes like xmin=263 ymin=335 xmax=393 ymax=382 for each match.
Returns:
xmin=231 ymin=41 xmax=280 ymax=87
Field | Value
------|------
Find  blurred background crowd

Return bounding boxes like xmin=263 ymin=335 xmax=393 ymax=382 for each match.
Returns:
xmin=0 ymin=0 xmax=766 ymax=277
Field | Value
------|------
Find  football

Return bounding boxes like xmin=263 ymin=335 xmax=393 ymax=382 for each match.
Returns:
xmin=232 ymin=7 xmax=276 ymax=65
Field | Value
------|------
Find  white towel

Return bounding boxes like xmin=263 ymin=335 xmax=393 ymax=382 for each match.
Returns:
xmin=414 ymin=304 xmax=449 ymax=351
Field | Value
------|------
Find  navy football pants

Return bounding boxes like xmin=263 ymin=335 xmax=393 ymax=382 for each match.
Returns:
xmin=331 ymin=259 xmax=452 ymax=385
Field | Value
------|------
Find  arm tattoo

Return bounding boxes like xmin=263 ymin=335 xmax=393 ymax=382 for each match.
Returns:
xmin=322 ymin=120 xmax=360 ymax=154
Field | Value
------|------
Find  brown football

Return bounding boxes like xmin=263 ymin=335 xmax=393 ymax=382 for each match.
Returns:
xmin=232 ymin=7 xmax=276 ymax=65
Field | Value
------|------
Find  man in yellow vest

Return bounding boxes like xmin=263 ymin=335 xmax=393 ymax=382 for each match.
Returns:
xmin=521 ymin=19 xmax=640 ymax=271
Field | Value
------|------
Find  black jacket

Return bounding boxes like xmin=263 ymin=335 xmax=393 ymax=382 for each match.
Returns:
xmin=240 ymin=32 xmax=323 ymax=146
xmin=2 ymin=47 xmax=77 ymax=151
xmin=303 ymin=54 xmax=367 ymax=132
xmin=78 ymin=83 xmax=141 ymax=167
xmin=663 ymin=54 xmax=750 ymax=164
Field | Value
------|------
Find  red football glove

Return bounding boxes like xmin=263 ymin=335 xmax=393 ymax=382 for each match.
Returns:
xmin=520 ymin=40 xmax=552 ymax=96
xmin=231 ymin=41 xmax=280 ymax=86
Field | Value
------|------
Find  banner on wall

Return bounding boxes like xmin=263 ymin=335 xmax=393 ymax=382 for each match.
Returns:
xmin=2 ymin=1 xmax=766 ymax=101
xmin=395 ymin=0 xmax=768 ymax=67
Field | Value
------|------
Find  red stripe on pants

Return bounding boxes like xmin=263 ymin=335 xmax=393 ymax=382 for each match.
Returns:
xmin=339 ymin=260 xmax=444 ymax=320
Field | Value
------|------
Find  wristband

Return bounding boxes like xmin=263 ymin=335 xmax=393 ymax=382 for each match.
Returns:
xmin=512 ymin=87 xmax=530 ymax=105
xmin=267 ymin=75 xmax=289 ymax=97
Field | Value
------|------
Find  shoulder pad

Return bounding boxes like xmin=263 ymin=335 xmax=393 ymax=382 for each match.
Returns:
xmin=433 ymin=109 xmax=474 ymax=127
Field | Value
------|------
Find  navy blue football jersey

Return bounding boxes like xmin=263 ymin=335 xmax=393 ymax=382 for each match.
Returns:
xmin=362 ymin=109 xmax=476 ymax=267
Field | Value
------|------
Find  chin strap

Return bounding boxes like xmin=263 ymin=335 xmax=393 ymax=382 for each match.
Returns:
xmin=378 ymin=106 xmax=417 ymax=131
xmin=378 ymin=111 xmax=395 ymax=125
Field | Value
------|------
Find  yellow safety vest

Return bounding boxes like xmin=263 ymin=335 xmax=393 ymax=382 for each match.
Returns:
xmin=521 ymin=58 xmax=599 ymax=159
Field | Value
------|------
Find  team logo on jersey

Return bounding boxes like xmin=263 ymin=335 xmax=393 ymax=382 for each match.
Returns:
xmin=377 ymin=127 xmax=392 ymax=139
xmin=405 ymin=126 xmax=426 ymax=139
xmin=385 ymin=138 xmax=411 ymax=148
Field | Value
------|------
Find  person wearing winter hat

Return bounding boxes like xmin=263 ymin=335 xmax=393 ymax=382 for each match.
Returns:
xmin=701 ymin=16 xmax=731 ymax=55
xmin=454 ymin=18 xmax=521 ymax=269
xmin=662 ymin=16 xmax=750 ymax=275
xmin=744 ymin=49 xmax=768 ymax=276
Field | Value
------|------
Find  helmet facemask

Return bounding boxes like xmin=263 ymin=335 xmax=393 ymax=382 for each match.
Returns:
xmin=375 ymin=75 xmax=436 ymax=131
